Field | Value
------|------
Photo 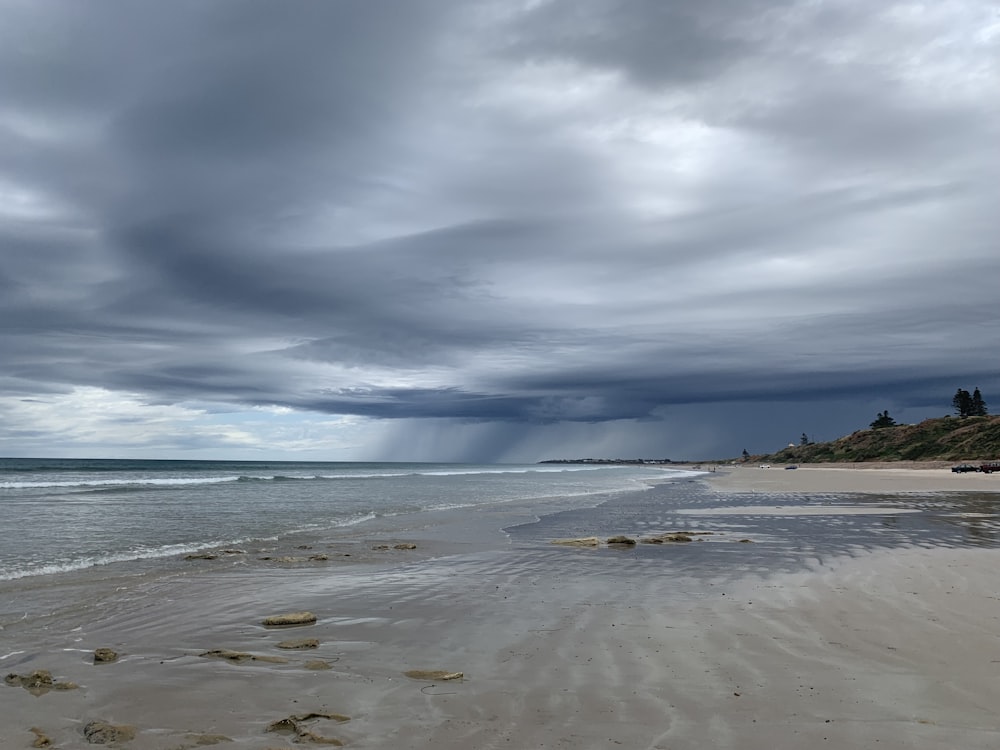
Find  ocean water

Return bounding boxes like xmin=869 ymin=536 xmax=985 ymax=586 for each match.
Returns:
xmin=0 ymin=457 xmax=683 ymax=582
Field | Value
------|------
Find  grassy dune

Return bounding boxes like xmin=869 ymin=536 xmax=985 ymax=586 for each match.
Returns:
xmin=756 ymin=416 xmax=1000 ymax=464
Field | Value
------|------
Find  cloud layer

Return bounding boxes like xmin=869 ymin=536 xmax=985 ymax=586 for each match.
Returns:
xmin=1 ymin=1 xmax=998 ymax=460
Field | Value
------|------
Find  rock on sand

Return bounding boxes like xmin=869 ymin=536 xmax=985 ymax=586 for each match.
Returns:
xmin=4 ymin=670 xmax=78 ymax=695
xmin=83 ymin=720 xmax=136 ymax=744
xmin=93 ymin=648 xmax=119 ymax=663
xmin=262 ymin=611 xmax=317 ymax=627
xmin=199 ymin=649 xmax=288 ymax=664
xmin=403 ymin=669 xmax=464 ymax=681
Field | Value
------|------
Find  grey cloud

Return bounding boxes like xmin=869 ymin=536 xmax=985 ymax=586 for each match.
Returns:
xmin=0 ymin=0 xmax=997 ymax=460
xmin=504 ymin=0 xmax=788 ymax=88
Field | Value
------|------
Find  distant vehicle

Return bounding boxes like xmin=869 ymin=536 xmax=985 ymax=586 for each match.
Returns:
xmin=784 ymin=465 xmax=798 ymax=470
xmin=981 ymin=462 xmax=1000 ymax=474
xmin=952 ymin=464 xmax=980 ymax=473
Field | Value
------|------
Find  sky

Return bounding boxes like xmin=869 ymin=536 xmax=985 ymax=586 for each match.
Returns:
xmin=1 ymin=0 xmax=998 ymax=463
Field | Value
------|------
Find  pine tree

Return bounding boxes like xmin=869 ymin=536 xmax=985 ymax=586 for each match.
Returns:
xmin=953 ymin=388 xmax=973 ymax=417
xmin=800 ymin=432 xmax=810 ymax=446
xmin=870 ymin=410 xmax=896 ymax=429
xmin=971 ymin=388 xmax=988 ymax=416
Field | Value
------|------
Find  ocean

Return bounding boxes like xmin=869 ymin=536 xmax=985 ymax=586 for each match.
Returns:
xmin=5 ymin=458 xmax=1000 ymax=589
xmin=0 ymin=458 xmax=683 ymax=582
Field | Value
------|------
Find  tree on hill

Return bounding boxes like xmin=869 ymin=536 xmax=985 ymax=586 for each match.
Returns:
xmin=870 ymin=410 xmax=896 ymax=429
xmin=971 ymin=387 xmax=988 ymax=416
xmin=953 ymin=388 xmax=973 ymax=416
xmin=953 ymin=388 xmax=988 ymax=417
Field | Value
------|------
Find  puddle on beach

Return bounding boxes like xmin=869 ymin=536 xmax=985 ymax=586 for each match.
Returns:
xmin=504 ymin=481 xmax=1000 ymax=580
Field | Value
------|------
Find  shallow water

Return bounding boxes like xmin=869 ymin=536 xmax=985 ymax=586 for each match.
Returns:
xmin=505 ymin=478 xmax=1000 ymax=581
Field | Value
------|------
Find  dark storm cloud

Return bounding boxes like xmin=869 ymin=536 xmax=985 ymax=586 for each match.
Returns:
xmin=0 ymin=0 xmax=997 ymax=459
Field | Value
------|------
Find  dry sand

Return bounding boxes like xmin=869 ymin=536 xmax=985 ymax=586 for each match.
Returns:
xmin=4 ymin=467 xmax=1000 ymax=749
xmin=706 ymin=462 xmax=1000 ymax=494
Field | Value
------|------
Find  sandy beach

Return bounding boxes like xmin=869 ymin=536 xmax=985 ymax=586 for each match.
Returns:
xmin=706 ymin=462 xmax=1000 ymax=494
xmin=4 ymin=466 xmax=1000 ymax=749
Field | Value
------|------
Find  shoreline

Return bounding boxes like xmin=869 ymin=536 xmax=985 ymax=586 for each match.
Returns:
xmin=4 ymin=468 xmax=1000 ymax=748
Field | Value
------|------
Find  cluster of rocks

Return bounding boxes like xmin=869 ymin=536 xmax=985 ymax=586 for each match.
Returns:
xmin=13 ymin=577 xmax=463 ymax=746
xmin=184 ymin=549 xmax=247 ymax=560
xmin=551 ymin=531 xmax=753 ymax=547
xmin=4 ymin=670 xmax=78 ymax=696
xmin=6 ymin=655 xmax=135 ymax=745
xmin=258 ymin=553 xmax=330 ymax=562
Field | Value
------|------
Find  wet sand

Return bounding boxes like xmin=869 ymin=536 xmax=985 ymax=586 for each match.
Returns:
xmin=4 ymin=468 xmax=1000 ymax=748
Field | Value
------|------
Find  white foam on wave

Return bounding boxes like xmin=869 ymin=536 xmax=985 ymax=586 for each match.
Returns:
xmin=1 ymin=475 xmax=243 ymax=489
xmin=1 ymin=463 xmax=681 ymax=490
xmin=417 ymin=465 xmax=631 ymax=477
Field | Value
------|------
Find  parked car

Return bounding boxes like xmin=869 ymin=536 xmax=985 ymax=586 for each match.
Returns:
xmin=981 ymin=462 xmax=1000 ymax=474
xmin=952 ymin=464 xmax=981 ymax=473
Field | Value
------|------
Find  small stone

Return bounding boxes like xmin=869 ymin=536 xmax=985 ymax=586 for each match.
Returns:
xmin=262 ymin=612 xmax=317 ymax=627
xmin=200 ymin=649 xmax=253 ymax=662
xmin=642 ymin=533 xmax=693 ymax=544
xmin=199 ymin=649 xmax=287 ymax=664
xmin=29 ymin=727 xmax=52 ymax=748
xmin=403 ymin=669 xmax=464 ymax=681
xmin=83 ymin=720 xmax=136 ymax=744
xmin=606 ymin=535 xmax=636 ymax=545
xmin=93 ymin=648 xmax=119 ymax=663
xmin=392 ymin=543 xmax=417 ymax=550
